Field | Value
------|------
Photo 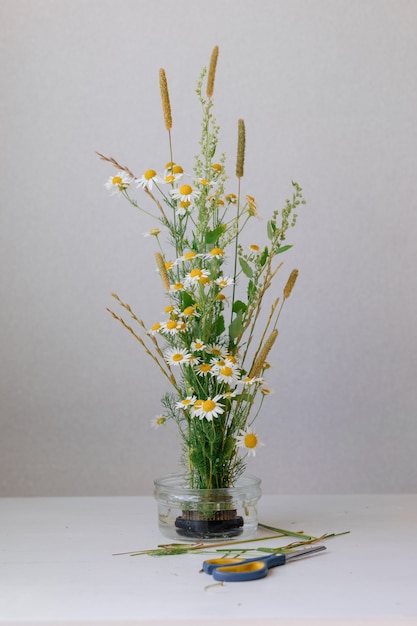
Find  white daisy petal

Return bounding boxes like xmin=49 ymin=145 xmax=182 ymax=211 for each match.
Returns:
xmin=235 ymin=427 xmax=264 ymax=457
xmin=104 ymin=171 xmax=130 ymax=195
xmin=194 ymin=395 xmax=224 ymax=421
xmin=136 ymin=169 xmax=161 ymax=191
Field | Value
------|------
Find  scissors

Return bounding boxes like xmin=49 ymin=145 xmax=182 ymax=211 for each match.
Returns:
xmin=202 ymin=545 xmax=326 ymax=582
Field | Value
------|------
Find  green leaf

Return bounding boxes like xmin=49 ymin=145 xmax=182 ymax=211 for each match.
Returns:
xmin=232 ymin=300 xmax=247 ymax=314
xmin=259 ymin=246 xmax=269 ymax=267
xmin=275 ymin=244 xmax=293 ymax=255
xmin=182 ymin=292 xmax=195 ymax=309
xmin=247 ymin=279 xmax=256 ymax=300
xmin=229 ymin=310 xmax=243 ymax=341
xmin=214 ymin=315 xmax=225 ymax=337
xmin=205 ymin=223 xmax=226 ymax=244
xmin=267 ymin=220 xmax=276 ymax=240
xmin=239 ymin=257 xmax=253 ymax=278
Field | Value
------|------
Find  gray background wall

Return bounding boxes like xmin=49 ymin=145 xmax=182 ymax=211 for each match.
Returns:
xmin=1 ymin=0 xmax=416 ymax=496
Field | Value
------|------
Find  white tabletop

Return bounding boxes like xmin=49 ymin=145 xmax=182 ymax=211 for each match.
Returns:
xmin=0 ymin=494 xmax=416 ymax=625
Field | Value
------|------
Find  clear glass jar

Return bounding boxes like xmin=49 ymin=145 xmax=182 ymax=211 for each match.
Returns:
xmin=154 ymin=473 xmax=262 ymax=541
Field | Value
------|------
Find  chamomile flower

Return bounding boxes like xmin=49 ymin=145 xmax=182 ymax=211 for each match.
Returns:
xmin=195 ymin=395 xmax=225 ymax=421
xmin=214 ymin=363 xmax=240 ymax=385
xmin=149 ymin=322 xmax=162 ymax=335
xmin=177 ymin=250 xmax=199 ymax=263
xmin=136 ymin=169 xmax=161 ymax=191
xmin=143 ymin=227 xmax=161 ymax=237
xmin=191 ymin=339 xmax=206 ymax=351
xmin=164 ymin=348 xmax=192 ymax=366
xmin=226 ymin=193 xmax=237 ymax=204
xmin=190 ymin=399 xmax=203 ymax=417
xmin=162 ymin=174 xmax=176 ymax=184
xmin=170 ymin=282 xmax=185 ymax=292
xmin=235 ymin=427 xmax=264 ymax=456
xmin=151 ymin=415 xmax=167 ymax=429
xmin=105 ymin=171 xmax=130 ymax=195
xmin=206 ymin=343 xmax=228 ymax=358
xmin=198 ymin=178 xmax=215 ymax=188
xmin=184 ymin=268 xmax=210 ymax=286
xmin=161 ymin=319 xmax=180 ymax=335
xmin=222 ymin=389 xmax=239 ymax=400
xmin=177 ymin=200 xmax=191 ymax=216
xmin=195 ymin=362 xmax=213 ymax=377
xmin=206 ymin=247 xmax=225 ymax=260
xmin=171 ymin=184 xmax=200 ymax=203
xmin=175 ymin=396 xmax=196 ymax=410
xmin=240 ymin=376 xmax=264 ymax=386
xmin=163 ymin=305 xmax=176 ymax=315
xmin=215 ymin=276 xmax=234 ymax=289
xmin=248 ymin=244 xmax=261 ymax=253
xmin=181 ymin=305 xmax=198 ymax=318
xmin=211 ymin=163 xmax=223 ymax=174
xmin=164 ymin=163 xmax=184 ymax=180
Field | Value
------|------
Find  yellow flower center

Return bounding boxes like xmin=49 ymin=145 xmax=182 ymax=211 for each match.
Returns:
xmin=220 ymin=366 xmax=233 ymax=377
xmin=216 ymin=293 xmax=226 ymax=301
xmin=194 ymin=341 xmax=203 ymax=349
xmin=180 ymin=200 xmax=191 ymax=208
xmin=244 ymin=434 xmax=258 ymax=449
xmin=149 ymin=228 xmax=161 ymax=236
xmin=200 ymin=179 xmax=210 ymax=185
xmin=172 ymin=165 xmax=183 ymax=174
xmin=227 ymin=355 xmax=237 ymax=363
xmin=156 ymin=417 xmax=166 ymax=425
xmin=189 ymin=269 xmax=202 ymax=278
xmin=184 ymin=251 xmax=196 ymax=260
xmin=199 ymin=276 xmax=210 ymax=284
xmin=199 ymin=364 xmax=212 ymax=373
xmin=179 ymin=184 xmax=193 ymax=196
xmin=144 ymin=169 xmax=157 ymax=180
xmin=210 ymin=247 xmax=224 ymax=256
xmin=172 ymin=353 xmax=184 ymax=362
xmin=218 ymin=280 xmax=227 ymax=288
xmin=194 ymin=400 xmax=203 ymax=409
xmin=183 ymin=306 xmax=195 ymax=316
xmin=151 ymin=323 xmax=161 ymax=331
xmin=211 ymin=163 xmax=222 ymax=171
xmin=177 ymin=322 xmax=186 ymax=331
xmin=112 ymin=176 xmax=122 ymax=185
xmin=202 ymin=399 xmax=216 ymax=413
xmin=166 ymin=320 xmax=177 ymax=330
xmin=165 ymin=261 xmax=173 ymax=270
xmin=165 ymin=161 xmax=175 ymax=169
xmin=173 ymin=283 xmax=184 ymax=291
xmin=165 ymin=175 xmax=175 ymax=183
xmin=164 ymin=305 xmax=174 ymax=313
xmin=181 ymin=398 xmax=192 ymax=406
xmin=249 ymin=244 xmax=260 ymax=251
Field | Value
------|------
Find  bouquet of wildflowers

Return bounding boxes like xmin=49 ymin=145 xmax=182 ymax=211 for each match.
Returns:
xmin=99 ymin=47 xmax=305 ymax=490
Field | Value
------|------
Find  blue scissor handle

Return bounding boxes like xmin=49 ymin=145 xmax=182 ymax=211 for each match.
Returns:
xmin=204 ymin=546 xmax=326 ymax=582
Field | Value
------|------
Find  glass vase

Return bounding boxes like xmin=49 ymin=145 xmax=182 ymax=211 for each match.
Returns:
xmin=154 ymin=473 xmax=262 ymax=541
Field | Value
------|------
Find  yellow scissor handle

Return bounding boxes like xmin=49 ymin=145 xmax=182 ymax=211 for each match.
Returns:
xmin=216 ymin=561 xmax=265 ymax=574
xmin=203 ymin=557 xmax=245 ymax=574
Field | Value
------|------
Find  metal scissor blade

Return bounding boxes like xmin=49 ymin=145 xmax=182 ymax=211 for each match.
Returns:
xmin=285 ymin=544 xmax=327 ymax=562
